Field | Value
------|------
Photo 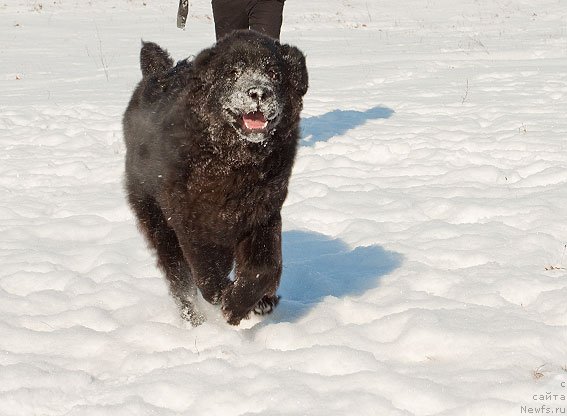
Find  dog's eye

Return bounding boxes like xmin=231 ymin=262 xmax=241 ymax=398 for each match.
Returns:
xmin=229 ymin=62 xmax=246 ymax=78
xmin=267 ymin=69 xmax=280 ymax=81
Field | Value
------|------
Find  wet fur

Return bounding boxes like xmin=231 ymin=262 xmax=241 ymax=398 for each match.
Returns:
xmin=123 ymin=31 xmax=308 ymax=325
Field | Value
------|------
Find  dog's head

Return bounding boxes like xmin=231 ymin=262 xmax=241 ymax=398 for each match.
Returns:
xmin=189 ymin=30 xmax=308 ymax=144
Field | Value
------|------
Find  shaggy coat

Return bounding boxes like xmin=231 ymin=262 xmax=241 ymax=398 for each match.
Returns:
xmin=123 ymin=30 xmax=308 ymax=325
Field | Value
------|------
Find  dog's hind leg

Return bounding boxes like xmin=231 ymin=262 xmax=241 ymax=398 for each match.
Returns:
xmin=127 ymin=192 xmax=205 ymax=326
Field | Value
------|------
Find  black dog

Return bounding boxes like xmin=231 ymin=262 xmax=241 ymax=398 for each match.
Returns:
xmin=123 ymin=31 xmax=308 ymax=325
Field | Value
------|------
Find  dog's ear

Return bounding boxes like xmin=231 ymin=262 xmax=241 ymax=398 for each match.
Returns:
xmin=140 ymin=41 xmax=174 ymax=78
xmin=191 ymin=46 xmax=217 ymax=84
xmin=280 ymin=44 xmax=308 ymax=97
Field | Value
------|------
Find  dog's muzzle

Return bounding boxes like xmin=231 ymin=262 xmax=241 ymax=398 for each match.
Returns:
xmin=224 ymin=71 xmax=282 ymax=143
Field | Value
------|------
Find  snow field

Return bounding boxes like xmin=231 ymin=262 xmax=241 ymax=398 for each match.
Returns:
xmin=1 ymin=0 xmax=567 ymax=415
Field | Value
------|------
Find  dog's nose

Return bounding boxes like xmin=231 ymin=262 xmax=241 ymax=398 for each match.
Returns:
xmin=248 ymin=87 xmax=272 ymax=101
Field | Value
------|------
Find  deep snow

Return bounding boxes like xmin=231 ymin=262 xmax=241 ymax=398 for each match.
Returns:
xmin=1 ymin=0 xmax=566 ymax=415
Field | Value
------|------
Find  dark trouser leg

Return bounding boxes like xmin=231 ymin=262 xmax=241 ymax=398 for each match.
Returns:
xmin=221 ymin=214 xmax=282 ymax=325
xmin=249 ymin=0 xmax=284 ymax=40
xmin=211 ymin=0 xmax=249 ymax=40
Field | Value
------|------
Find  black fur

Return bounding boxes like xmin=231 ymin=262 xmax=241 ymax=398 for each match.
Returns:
xmin=123 ymin=30 xmax=308 ymax=326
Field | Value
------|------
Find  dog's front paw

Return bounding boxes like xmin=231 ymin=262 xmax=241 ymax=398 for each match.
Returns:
xmin=253 ymin=295 xmax=280 ymax=316
xmin=221 ymin=304 xmax=249 ymax=326
xmin=221 ymin=290 xmax=280 ymax=325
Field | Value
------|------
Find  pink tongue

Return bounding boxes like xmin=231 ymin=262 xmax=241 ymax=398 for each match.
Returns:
xmin=243 ymin=111 xmax=267 ymax=130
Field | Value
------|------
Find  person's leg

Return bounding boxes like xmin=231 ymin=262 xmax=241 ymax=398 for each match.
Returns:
xmin=211 ymin=0 xmax=250 ymax=40
xmin=249 ymin=0 xmax=284 ymax=40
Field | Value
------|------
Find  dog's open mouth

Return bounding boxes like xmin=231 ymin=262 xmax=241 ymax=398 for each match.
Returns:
xmin=225 ymin=106 xmax=280 ymax=143
xmin=242 ymin=111 xmax=268 ymax=131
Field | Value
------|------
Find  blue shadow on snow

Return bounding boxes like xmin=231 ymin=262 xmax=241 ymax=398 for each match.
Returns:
xmin=301 ymin=106 xmax=395 ymax=147
xmin=263 ymin=230 xmax=403 ymax=323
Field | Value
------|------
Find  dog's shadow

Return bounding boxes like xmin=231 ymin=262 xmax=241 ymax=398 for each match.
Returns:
xmin=258 ymin=230 xmax=403 ymax=324
xmin=301 ymin=106 xmax=395 ymax=146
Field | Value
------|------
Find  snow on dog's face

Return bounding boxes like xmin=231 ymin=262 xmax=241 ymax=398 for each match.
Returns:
xmin=190 ymin=30 xmax=308 ymax=144
xmin=222 ymin=65 xmax=282 ymax=143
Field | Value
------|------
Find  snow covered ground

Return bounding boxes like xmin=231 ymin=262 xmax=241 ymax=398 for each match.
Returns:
xmin=1 ymin=0 xmax=566 ymax=414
